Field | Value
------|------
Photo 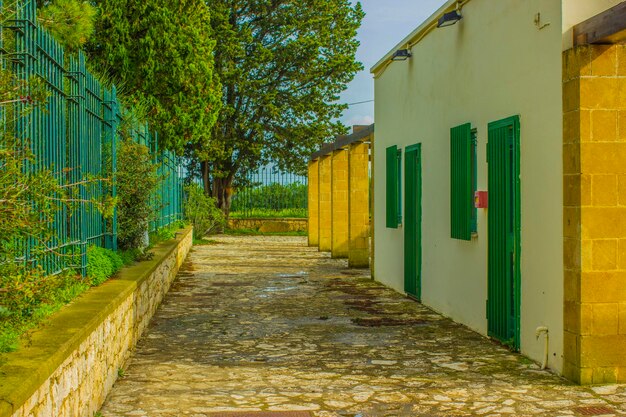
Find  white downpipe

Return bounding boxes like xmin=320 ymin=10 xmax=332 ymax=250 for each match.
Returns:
xmin=535 ymin=326 xmax=549 ymax=370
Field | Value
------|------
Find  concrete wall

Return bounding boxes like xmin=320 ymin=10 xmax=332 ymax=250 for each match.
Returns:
xmin=0 ymin=228 xmax=193 ymax=417
xmin=373 ymin=0 xmax=566 ymax=371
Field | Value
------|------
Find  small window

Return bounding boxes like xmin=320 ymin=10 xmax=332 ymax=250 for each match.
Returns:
xmin=450 ymin=123 xmax=476 ymax=240
xmin=386 ymin=145 xmax=400 ymax=228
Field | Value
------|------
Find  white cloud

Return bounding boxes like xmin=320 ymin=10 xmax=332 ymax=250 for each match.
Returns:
xmin=346 ymin=115 xmax=374 ymax=127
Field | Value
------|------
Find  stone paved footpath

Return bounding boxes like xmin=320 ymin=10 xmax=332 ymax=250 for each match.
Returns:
xmin=100 ymin=235 xmax=626 ymax=417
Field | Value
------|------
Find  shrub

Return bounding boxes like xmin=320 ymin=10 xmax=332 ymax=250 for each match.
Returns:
xmin=230 ymin=182 xmax=307 ymax=215
xmin=116 ymin=138 xmax=159 ymax=251
xmin=184 ymin=183 xmax=225 ymax=239
xmin=86 ymin=246 xmax=124 ymax=286
xmin=0 ymin=267 xmax=90 ymax=352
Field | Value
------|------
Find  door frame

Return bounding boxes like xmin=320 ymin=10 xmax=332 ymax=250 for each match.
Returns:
xmin=404 ymin=143 xmax=422 ymax=301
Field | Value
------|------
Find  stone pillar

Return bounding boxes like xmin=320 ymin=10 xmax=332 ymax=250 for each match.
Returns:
xmin=348 ymin=142 xmax=370 ymax=267
xmin=318 ymin=155 xmax=332 ymax=252
xmin=308 ymin=159 xmax=319 ymax=247
xmin=563 ymin=44 xmax=626 ymax=384
xmin=331 ymin=149 xmax=349 ymax=258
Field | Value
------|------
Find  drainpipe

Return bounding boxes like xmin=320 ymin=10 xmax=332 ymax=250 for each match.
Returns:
xmin=535 ymin=326 xmax=549 ymax=370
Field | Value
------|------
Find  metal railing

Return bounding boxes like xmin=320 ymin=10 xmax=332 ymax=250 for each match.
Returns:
xmin=1 ymin=0 xmax=184 ymax=275
xmin=230 ymin=164 xmax=308 ymax=218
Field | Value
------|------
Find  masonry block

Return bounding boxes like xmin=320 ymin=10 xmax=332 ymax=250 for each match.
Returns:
xmin=592 ymin=303 xmax=619 ymax=335
xmin=348 ymin=142 xmax=370 ymax=268
xmin=308 ymin=160 xmax=319 ymax=247
xmin=591 ymin=45 xmax=617 ymax=77
xmin=563 ymin=44 xmax=626 ymax=383
xmin=591 ymin=110 xmax=617 ymax=142
xmin=331 ymin=149 xmax=349 ymax=258
xmin=318 ymin=156 xmax=332 ymax=252
xmin=591 ymin=239 xmax=617 ymax=271
xmin=580 ymin=78 xmax=618 ymax=110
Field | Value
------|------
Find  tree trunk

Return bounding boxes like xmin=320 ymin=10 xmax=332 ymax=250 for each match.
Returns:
xmin=201 ymin=160 xmax=211 ymax=196
xmin=211 ymin=176 xmax=234 ymax=219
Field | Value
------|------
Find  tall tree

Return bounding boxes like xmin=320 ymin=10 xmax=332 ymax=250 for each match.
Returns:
xmin=199 ymin=0 xmax=364 ymax=214
xmin=37 ymin=0 xmax=97 ymax=50
xmin=85 ymin=0 xmax=221 ymax=153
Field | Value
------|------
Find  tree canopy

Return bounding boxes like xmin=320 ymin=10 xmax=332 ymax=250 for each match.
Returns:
xmin=196 ymin=0 xmax=364 ymax=213
xmin=85 ymin=0 xmax=222 ymax=153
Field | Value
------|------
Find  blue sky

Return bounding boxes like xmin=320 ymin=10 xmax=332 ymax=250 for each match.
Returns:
xmin=339 ymin=0 xmax=447 ymax=128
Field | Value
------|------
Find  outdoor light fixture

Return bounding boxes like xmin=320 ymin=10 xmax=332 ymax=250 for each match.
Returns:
xmin=437 ymin=9 xmax=463 ymax=27
xmin=391 ymin=49 xmax=412 ymax=61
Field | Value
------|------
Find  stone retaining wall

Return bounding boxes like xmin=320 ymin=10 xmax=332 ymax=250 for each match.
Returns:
xmin=228 ymin=217 xmax=308 ymax=232
xmin=0 ymin=227 xmax=193 ymax=417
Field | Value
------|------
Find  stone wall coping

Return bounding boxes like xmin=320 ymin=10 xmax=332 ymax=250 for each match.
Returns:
xmin=0 ymin=226 xmax=193 ymax=417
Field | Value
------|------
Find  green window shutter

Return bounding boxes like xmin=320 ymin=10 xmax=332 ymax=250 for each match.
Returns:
xmin=386 ymin=145 xmax=399 ymax=228
xmin=450 ymin=123 xmax=473 ymax=240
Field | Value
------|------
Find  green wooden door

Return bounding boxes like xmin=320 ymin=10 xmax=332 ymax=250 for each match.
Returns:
xmin=404 ymin=144 xmax=422 ymax=300
xmin=487 ymin=116 xmax=521 ymax=350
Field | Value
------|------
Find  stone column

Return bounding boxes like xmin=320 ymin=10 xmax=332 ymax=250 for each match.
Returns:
xmin=563 ymin=44 xmax=626 ymax=384
xmin=318 ymin=155 xmax=332 ymax=252
xmin=307 ymin=159 xmax=319 ymax=247
xmin=348 ymin=142 xmax=370 ymax=267
xmin=331 ymin=149 xmax=349 ymax=258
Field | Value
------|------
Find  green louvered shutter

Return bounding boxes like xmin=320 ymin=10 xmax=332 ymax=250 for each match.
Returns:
xmin=386 ymin=145 xmax=399 ymax=228
xmin=450 ymin=123 xmax=473 ymax=240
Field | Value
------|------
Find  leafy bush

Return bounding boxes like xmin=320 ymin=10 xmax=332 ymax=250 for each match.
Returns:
xmin=0 ymin=267 xmax=89 ymax=352
xmin=184 ymin=183 xmax=225 ymax=239
xmin=116 ymin=138 xmax=159 ymax=251
xmin=230 ymin=182 xmax=307 ymax=215
xmin=86 ymin=246 xmax=124 ymax=286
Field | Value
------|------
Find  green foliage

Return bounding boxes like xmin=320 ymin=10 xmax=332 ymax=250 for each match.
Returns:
xmin=37 ymin=0 xmax=97 ymax=50
xmin=116 ymin=138 xmax=159 ymax=251
xmin=148 ymin=221 xmax=185 ymax=245
xmin=184 ymin=183 xmax=225 ymax=239
xmin=86 ymin=246 xmax=123 ymax=285
xmin=0 ymin=268 xmax=90 ymax=352
xmin=118 ymin=249 xmax=141 ymax=266
xmin=230 ymin=182 xmax=307 ymax=216
xmin=86 ymin=0 xmax=221 ymax=154
xmin=229 ymin=208 xmax=307 ymax=219
xmin=195 ymin=0 xmax=364 ymax=212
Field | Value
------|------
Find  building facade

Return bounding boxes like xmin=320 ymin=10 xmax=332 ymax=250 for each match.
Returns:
xmin=371 ymin=0 xmax=626 ymax=383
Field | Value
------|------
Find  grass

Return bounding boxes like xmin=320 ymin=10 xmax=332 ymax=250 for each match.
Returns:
xmin=229 ymin=208 xmax=307 ymax=219
xmin=224 ymin=228 xmax=307 ymax=236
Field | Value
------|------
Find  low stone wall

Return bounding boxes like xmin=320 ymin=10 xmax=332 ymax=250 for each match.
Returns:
xmin=0 ymin=227 xmax=193 ymax=417
xmin=228 ymin=217 xmax=308 ymax=232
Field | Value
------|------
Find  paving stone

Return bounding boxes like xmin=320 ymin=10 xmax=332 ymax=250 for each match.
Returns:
xmin=100 ymin=235 xmax=626 ymax=417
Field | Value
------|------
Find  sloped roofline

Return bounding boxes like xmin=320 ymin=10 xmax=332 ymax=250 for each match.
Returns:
xmin=369 ymin=0 xmax=469 ymax=77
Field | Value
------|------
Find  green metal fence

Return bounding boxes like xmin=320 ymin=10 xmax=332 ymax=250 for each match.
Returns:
xmin=230 ymin=164 xmax=308 ymax=218
xmin=1 ymin=0 xmax=184 ymax=275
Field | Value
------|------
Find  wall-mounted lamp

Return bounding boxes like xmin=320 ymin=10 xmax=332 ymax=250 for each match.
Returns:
xmin=391 ymin=49 xmax=412 ymax=61
xmin=437 ymin=9 xmax=463 ymax=27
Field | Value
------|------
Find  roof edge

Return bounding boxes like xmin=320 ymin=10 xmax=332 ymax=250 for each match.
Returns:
xmin=369 ymin=0 xmax=465 ymax=76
